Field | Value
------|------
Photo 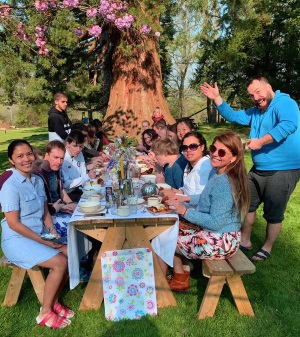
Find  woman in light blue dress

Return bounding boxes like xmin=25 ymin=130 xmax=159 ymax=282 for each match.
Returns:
xmin=0 ymin=140 xmax=74 ymax=329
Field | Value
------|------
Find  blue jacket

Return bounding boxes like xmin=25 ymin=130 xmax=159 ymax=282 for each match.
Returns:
xmin=217 ymin=90 xmax=300 ymax=170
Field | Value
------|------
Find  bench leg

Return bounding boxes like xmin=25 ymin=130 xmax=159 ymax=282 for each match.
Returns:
xmin=4 ymin=267 xmax=26 ymax=306
xmin=27 ymin=267 xmax=46 ymax=305
xmin=226 ymin=274 xmax=254 ymax=316
xmin=197 ymin=275 xmax=226 ymax=319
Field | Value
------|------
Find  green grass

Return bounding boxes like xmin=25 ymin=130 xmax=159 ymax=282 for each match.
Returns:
xmin=0 ymin=126 xmax=300 ymax=337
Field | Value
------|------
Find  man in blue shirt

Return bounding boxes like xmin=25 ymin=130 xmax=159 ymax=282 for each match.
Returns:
xmin=200 ymin=76 xmax=300 ymax=261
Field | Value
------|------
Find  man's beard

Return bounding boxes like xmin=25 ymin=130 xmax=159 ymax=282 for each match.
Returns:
xmin=255 ymin=92 xmax=273 ymax=112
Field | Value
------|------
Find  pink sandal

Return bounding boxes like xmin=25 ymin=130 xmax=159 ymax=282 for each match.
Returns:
xmin=36 ymin=310 xmax=71 ymax=329
xmin=53 ymin=302 xmax=75 ymax=319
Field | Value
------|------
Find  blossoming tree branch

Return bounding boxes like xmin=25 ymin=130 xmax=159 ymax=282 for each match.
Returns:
xmin=0 ymin=1 xmax=175 ymax=138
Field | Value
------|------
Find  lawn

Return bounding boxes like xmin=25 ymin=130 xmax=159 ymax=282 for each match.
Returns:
xmin=0 ymin=126 xmax=299 ymax=337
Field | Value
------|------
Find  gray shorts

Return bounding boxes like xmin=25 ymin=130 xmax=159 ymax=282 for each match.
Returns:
xmin=248 ymin=168 xmax=300 ymax=223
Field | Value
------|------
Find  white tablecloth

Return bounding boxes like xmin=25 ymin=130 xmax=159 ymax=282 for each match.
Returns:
xmin=68 ymin=201 xmax=179 ymax=289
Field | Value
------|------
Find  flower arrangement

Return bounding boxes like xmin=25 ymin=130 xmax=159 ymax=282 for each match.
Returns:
xmin=104 ymin=134 xmax=138 ymax=178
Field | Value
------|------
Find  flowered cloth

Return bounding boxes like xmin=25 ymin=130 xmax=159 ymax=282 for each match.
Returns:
xmin=101 ymin=248 xmax=157 ymax=321
xmin=178 ymin=221 xmax=240 ymax=260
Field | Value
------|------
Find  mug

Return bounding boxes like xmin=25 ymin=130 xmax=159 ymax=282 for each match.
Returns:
xmin=88 ymin=194 xmax=101 ymax=203
xmin=147 ymin=196 xmax=160 ymax=207
xmin=117 ymin=205 xmax=130 ymax=217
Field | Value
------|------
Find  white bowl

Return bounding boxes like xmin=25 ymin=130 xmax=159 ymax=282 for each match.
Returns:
xmin=78 ymin=200 xmax=100 ymax=212
xmin=82 ymin=185 xmax=104 ymax=197
xmin=156 ymin=183 xmax=172 ymax=190
xmin=140 ymin=174 xmax=156 ymax=184
xmin=124 ymin=197 xmax=145 ymax=210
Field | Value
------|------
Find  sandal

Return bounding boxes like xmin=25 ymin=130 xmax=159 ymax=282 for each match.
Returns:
xmin=36 ymin=310 xmax=71 ymax=329
xmin=53 ymin=302 xmax=75 ymax=319
xmin=251 ymin=248 xmax=271 ymax=261
xmin=239 ymin=244 xmax=253 ymax=253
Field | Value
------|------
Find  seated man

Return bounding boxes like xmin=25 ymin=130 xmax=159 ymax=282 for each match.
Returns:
xmin=61 ymin=130 xmax=96 ymax=202
xmin=35 ymin=140 xmax=76 ymax=238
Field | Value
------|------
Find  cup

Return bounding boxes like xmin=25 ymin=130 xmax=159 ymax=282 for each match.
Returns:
xmin=147 ymin=196 xmax=160 ymax=207
xmin=88 ymin=194 xmax=101 ymax=203
xmin=117 ymin=205 xmax=130 ymax=217
xmin=127 ymin=195 xmax=138 ymax=214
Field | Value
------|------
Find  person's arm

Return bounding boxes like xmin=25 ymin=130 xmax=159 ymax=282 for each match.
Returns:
xmin=200 ymin=82 xmax=223 ymax=106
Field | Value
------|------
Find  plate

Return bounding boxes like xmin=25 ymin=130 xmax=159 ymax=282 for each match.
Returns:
xmin=146 ymin=205 xmax=175 ymax=215
xmin=78 ymin=205 xmax=105 ymax=214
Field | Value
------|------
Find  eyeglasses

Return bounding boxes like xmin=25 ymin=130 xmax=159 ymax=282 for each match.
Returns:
xmin=209 ymin=145 xmax=230 ymax=157
xmin=181 ymin=143 xmax=201 ymax=152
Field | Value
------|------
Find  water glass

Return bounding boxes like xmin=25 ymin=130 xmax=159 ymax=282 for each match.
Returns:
xmin=128 ymin=195 xmax=138 ymax=214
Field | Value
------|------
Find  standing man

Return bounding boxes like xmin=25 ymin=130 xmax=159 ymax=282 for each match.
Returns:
xmin=200 ymin=76 xmax=300 ymax=261
xmin=48 ymin=92 xmax=72 ymax=141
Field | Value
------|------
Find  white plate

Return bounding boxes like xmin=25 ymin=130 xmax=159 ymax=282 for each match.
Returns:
xmin=77 ymin=205 xmax=105 ymax=214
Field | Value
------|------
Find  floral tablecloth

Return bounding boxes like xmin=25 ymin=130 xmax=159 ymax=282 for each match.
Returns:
xmin=101 ymin=248 xmax=157 ymax=321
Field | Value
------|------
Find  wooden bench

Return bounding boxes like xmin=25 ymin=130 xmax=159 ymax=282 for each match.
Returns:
xmin=0 ymin=256 xmax=45 ymax=306
xmin=198 ymin=250 xmax=255 ymax=319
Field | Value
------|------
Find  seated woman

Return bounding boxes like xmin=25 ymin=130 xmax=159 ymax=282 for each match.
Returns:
xmin=0 ymin=140 xmax=74 ymax=329
xmin=163 ymin=131 xmax=212 ymax=199
xmin=136 ymin=128 xmax=158 ymax=154
xmin=151 ymin=138 xmax=185 ymax=189
xmin=90 ymin=118 xmax=110 ymax=151
xmin=176 ymin=118 xmax=194 ymax=142
xmin=164 ymin=131 xmax=250 ymax=291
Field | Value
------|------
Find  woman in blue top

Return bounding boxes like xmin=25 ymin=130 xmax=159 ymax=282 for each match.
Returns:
xmin=0 ymin=140 xmax=74 ymax=329
xmin=166 ymin=131 xmax=250 ymax=291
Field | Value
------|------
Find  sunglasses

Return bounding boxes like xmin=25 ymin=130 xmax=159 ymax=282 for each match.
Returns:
xmin=181 ymin=143 xmax=201 ymax=152
xmin=209 ymin=145 xmax=230 ymax=157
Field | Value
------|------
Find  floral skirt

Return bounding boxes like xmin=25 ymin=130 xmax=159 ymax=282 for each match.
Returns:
xmin=52 ymin=212 xmax=72 ymax=241
xmin=177 ymin=221 xmax=240 ymax=260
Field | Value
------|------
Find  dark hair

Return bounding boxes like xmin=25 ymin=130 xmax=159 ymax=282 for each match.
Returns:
xmin=45 ymin=140 xmax=66 ymax=154
xmin=72 ymin=122 xmax=88 ymax=133
xmin=176 ymin=118 xmax=195 ymax=131
xmin=246 ymin=76 xmax=270 ymax=88
xmin=142 ymin=129 xmax=158 ymax=151
xmin=8 ymin=140 xmax=33 ymax=160
xmin=54 ymin=92 xmax=68 ymax=101
xmin=182 ymin=131 xmax=207 ymax=155
xmin=90 ymin=119 xmax=103 ymax=130
xmin=66 ymin=130 xmax=85 ymax=145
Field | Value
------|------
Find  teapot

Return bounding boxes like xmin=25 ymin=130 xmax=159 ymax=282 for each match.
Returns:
xmin=140 ymin=181 xmax=158 ymax=197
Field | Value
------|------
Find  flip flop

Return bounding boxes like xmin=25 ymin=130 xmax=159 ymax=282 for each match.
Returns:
xmin=251 ymin=248 xmax=271 ymax=261
xmin=53 ymin=302 xmax=75 ymax=319
xmin=239 ymin=244 xmax=253 ymax=253
xmin=36 ymin=310 xmax=71 ymax=329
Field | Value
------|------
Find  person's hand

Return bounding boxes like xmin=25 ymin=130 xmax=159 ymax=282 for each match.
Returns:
xmin=200 ymin=82 xmax=221 ymax=102
xmin=60 ymin=203 xmax=76 ymax=214
xmin=53 ymin=199 xmax=64 ymax=212
xmin=165 ymin=196 xmax=186 ymax=215
xmin=98 ymin=152 xmax=110 ymax=161
xmin=245 ymin=138 xmax=263 ymax=150
xmin=88 ymin=168 xmax=97 ymax=179
xmin=155 ymin=172 xmax=165 ymax=183
xmin=161 ymin=189 xmax=177 ymax=198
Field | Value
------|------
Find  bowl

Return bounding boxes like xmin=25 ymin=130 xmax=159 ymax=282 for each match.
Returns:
xmin=140 ymin=174 xmax=156 ymax=184
xmin=78 ymin=200 xmax=100 ymax=212
xmin=147 ymin=196 xmax=160 ymax=206
xmin=82 ymin=185 xmax=104 ymax=197
xmin=117 ymin=205 xmax=130 ymax=217
xmin=156 ymin=183 xmax=172 ymax=190
xmin=124 ymin=197 xmax=145 ymax=210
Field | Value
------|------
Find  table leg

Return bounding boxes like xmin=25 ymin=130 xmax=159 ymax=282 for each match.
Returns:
xmin=79 ymin=226 xmax=126 ymax=310
xmin=125 ymin=225 xmax=177 ymax=308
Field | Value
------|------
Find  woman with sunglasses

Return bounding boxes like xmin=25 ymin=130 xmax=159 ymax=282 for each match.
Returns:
xmin=163 ymin=131 xmax=212 ymax=199
xmin=165 ymin=131 xmax=250 ymax=291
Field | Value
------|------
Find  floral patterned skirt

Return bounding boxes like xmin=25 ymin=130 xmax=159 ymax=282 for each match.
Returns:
xmin=177 ymin=221 xmax=240 ymax=260
xmin=52 ymin=212 xmax=72 ymax=241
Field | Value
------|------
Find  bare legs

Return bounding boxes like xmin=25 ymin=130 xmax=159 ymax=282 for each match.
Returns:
xmin=241 ymin=211 xmax=282 ymax=260
xmin=37 ymin=252 xmax=69 ymax=327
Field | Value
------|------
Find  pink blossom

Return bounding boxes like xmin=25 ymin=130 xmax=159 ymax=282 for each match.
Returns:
xmin=115 ymin=14 xmax=134 ymax=30
xmin=86 ymin=8 xmax=98 ymax=18
xmin=141 ymin=24 xmax=151 ymax=35
xmin=88 ymin=25 xmax=102 ymax=38
xmin=74 ymin=27 xmax=84 ymax=36
xmin=0 ymin=7 xmax=11 ymax=19
xmin=38 ymin=48 xmax=49 ymax=55
xmin=62 ymin=0 xmax=79 ymax=9
xmin=36 ymin=37 xmax=46 ymax=47
xmin=154 ymin=31 xmax=160 ymax=38
xmin=35 ymin=0 xmax=49 ymax=12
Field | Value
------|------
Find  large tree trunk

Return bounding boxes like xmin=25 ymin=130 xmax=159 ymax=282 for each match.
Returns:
xmin=103 ymin=29 xmax=175 ymax=140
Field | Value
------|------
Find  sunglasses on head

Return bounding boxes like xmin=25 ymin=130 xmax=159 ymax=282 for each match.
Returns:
xmin=209 ymin=145 xmax=229 ymax=157
xmin=181 ymin=143 xmax=201 ymax=152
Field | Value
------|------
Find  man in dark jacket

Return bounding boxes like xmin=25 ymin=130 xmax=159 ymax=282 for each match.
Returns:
xmin=48 ymin=92 xmax=72 ymax=141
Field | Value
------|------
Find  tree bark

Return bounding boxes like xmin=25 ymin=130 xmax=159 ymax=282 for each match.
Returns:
xmin=103 ymin=29 xmax=175 ymax=140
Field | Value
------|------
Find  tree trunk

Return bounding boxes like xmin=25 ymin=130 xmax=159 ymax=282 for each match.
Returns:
xmin=103 ymin=29 xmax=175 ymax=140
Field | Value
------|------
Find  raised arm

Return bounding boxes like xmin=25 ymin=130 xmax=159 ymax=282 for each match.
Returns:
xmin=200 ymin=82 xmax=223 ymax=106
